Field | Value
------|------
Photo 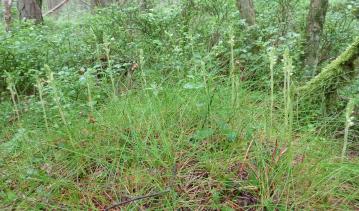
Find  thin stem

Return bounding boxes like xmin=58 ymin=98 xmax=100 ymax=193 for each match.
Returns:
xmin=36 ymin=78 xmax=50 ymax=133
xmin=342 ymin=98 xmax=355 ymax=160
xmin=268 ymin=47 xmax=277 ymax=138
xmin=139 ymin=49 xmax=147 ymax=88
xmin=9 ymin=85 xmax=20 ymax=120
xmin=229 ymin=35 xmax=236 ymax=108
xmin=86 ymin=79 xmax=94 ymax=114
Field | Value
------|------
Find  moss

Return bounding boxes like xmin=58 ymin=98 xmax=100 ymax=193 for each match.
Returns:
xmin=298 ymin=36 xmax=359 ymax=97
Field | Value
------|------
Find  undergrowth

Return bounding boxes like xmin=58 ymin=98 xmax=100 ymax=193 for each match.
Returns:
xmin=1 ymin=82 xmax=358 ymax=210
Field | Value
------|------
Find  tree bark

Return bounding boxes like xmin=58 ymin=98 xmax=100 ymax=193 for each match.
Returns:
xmin=236 ymin=0 xmax=256 ymax=26
xmin=303 ymin=0 xmax=329 ymax=79
xmin=3 ymin=0 xmax=12 ymax=31
xmin=17 ymin=0 xmax=43 ymax=23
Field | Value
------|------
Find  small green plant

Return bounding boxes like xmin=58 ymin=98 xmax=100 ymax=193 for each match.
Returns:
xmin=45 ymin=65 xmax=73 ymax=142
xmin=103 ymin=35 xmax=117 ymax=99
xmin=35 ymin=76 xmax=50 ymax=133
xmin=342 ymin=98 xmax=355 ymax=160
xmin=139 ymin=48 xmax=147 ymax=88
xmin=282 ymin=48 xmax=294 ymax=143
xmin=268 ymin=47 xmax=278 ymax=136
xmin=229 ymin=34 xmax=237 ymax=108
xmin=5 ymin=71 xmax=20 ymax=121
xmin=82 ymin=68 xmax=96 ymax=115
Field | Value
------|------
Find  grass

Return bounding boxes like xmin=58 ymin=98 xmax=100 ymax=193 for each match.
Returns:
xmin=1 ymin=79 xmax=358 ymax=210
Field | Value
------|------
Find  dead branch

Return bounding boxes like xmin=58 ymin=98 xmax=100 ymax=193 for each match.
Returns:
xmin=104 ymin=189 xmax=170 ymax=211
xmin=44 ymin=0 xmax=69 ymax=16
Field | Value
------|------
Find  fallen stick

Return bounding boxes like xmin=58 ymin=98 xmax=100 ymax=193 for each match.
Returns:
xmin=104 ymin=189 xmax=171 ymax=211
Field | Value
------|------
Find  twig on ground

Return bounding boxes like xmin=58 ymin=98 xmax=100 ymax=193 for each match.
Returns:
xmin=104 ymin=189 xmax=171 ymax=211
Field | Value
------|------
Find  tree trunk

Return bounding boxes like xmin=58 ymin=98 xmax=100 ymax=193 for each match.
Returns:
xmin=277 ymin=0 xmax=296 ymax=36
xmin=236 ymin=0 xmax=256 ymax=26
xmin=17 ymin=0 xmax=43 ymax=23
xmin=36 ymin=0 xmax=42 ymax=8
xmin=3 ymin=0 xmax=12 ymax=31
xmin=140 ymin=0 xmax=152 ymax=10
xmin=303 ymin=0 xmax=329 ymax=79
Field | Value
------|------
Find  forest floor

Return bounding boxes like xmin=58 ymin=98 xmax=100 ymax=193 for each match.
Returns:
xmin=1 ymin=82 xmax=358 ymax=210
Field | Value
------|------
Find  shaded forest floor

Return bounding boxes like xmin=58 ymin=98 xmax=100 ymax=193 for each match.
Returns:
xmin=1 ymin=82 xmax=358 ymax=210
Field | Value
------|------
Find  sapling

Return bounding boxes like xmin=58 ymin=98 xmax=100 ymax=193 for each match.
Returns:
xmin=342 ymin=98 xmax=355 ymax=160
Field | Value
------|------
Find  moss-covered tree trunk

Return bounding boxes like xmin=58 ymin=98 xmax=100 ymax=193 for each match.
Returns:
xmin=298 ymin=37 xmax=359 ymax=113
xmin=236 ymin=0 xmax=256 ymax=26
xmin=17 ymin=0 xmax=43 ymax=23
xmin=303 ymin=0 xmax=329 ymax=79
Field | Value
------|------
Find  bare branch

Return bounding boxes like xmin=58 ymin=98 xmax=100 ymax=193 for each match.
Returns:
xmin=44 ymin=0 xmax=69 ymax=16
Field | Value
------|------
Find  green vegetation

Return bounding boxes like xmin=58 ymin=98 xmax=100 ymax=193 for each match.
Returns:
xmin=1 ymin=0 xmax=358 ymax=210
